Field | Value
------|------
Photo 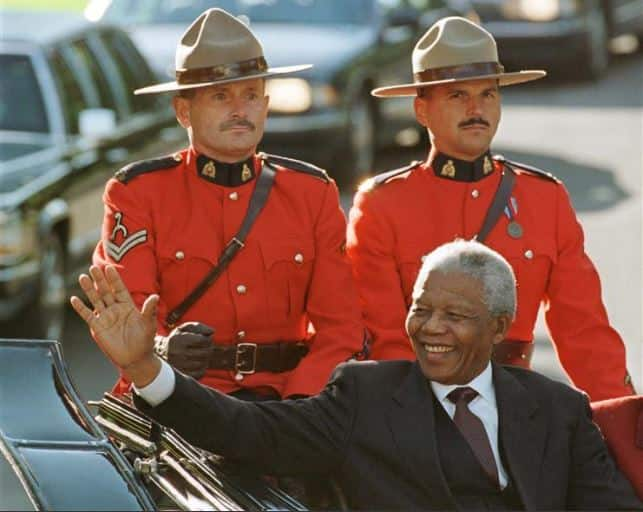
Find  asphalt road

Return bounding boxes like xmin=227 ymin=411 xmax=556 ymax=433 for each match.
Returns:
xmin=48 ymin=50 xmax=643 ymax=402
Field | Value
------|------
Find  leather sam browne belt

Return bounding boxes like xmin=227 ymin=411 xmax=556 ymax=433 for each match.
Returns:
xmin=492 ymin=339 xmax=533 ymax=369
xmin=209 ymin=342 xmax=309 ymax=375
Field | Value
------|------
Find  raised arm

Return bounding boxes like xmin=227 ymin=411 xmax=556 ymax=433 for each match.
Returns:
xmin=70 ymin=265 xmax=161 ymax=387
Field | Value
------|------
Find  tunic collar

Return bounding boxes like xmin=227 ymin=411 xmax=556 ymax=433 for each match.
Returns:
xmin=430 ymin=150 xmax=495 ymax=182
xmin=196 ymin=153 xmax=256 ymax=187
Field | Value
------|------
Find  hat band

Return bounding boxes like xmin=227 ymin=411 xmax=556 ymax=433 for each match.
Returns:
xmin=414 ymin=61 xmax=504 ymax=83
xmin=176 ymin=57 xmax=268 ymax=85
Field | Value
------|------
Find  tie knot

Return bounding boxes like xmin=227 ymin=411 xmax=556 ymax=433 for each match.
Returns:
xmin=447 ymin=386 xmax=478 ymax=404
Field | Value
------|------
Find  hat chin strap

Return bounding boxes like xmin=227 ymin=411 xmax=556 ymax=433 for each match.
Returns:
xmin=414 ymin=61 xmax=504 ymax=83
xmin=176 ymin=57 xmax=268 ymax=85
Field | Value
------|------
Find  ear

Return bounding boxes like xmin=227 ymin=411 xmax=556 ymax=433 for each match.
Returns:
xmin=414 ymin=96 xmax=429 ymax=127
xmin=491 ymin=314 xmax=512 ymax=345
xmin=173 ymin=96 xmax=191 ymax=129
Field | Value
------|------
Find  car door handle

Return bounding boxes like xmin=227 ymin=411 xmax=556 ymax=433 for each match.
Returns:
xmin=105 ymin=147 xmax=129 ymax=164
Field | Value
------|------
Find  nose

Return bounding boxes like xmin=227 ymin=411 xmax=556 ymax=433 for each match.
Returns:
xmin=229 ymin=95 xmax=248 ymax=119
xmin=420 ymin=311 xmax=447 ymax=335
xmin=465 ymin=95 xmax=484 ymax=117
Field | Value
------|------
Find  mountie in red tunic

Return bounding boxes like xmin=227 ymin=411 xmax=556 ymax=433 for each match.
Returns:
xmin=94 ymin=147 xmax=364 ymax=398
xmin=347 ymin=151 xmax=634 ymax=401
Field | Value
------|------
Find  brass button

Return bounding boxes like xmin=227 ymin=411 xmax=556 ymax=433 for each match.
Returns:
xmin=236 ymin=284 xmax=247 ymax=294
xmin=294 ymin=253 xmax=304 ymax=264
xmin=229 ymin=192 xmax=238 ymax=201
xmin=524 ymin=249 xmax=534 ymax=260
xmin=237 ymin=330 xmax=246 ymax=340
xmin=175 ymin=251 xmax=185 ymax=260
xmin=234 ymin=372 xmax=244 ymax=381
xmin=471 ymin=189 xmax=480 ymax=198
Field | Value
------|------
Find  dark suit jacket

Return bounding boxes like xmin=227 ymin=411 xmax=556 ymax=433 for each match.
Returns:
xmin=136 ymin=360 xmax=642 ymax=510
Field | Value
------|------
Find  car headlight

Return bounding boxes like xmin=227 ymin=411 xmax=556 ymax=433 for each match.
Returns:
xmin=502 ymin=0 xmax=581 ymax=22
xmin=0 ymin=210 xmax=36 ymax=265
xmin=267 ymin=78 xmax=338 ymax=114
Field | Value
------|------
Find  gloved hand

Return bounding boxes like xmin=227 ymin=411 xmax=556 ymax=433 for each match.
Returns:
xmin=154 ymin=322 xmax=214 ymax=380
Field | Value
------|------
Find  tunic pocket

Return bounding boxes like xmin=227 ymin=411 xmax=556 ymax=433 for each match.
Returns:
xmin=260 ymin=238 xmax=315 ymax=318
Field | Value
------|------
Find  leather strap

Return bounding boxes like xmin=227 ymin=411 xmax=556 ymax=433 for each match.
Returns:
xmin=492 ymin=339 xmax=533 ymax=368
xmin=165 ymin=162 xmax=277 ymax=327
xmin=208 ymin=342 xmax=309 ymax=374
xmin=474 ymin=164 xmax=516 ymax=243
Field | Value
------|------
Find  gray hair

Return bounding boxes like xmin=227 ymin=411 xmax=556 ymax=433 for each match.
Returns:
xmin=413 ymin=239 xmax=516 ymax=319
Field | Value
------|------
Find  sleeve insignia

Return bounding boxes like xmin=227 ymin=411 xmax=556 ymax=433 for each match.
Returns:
xmin=105 ymin=212 xmax=147 ymax=262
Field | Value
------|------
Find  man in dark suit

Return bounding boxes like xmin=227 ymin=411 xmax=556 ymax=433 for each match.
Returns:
xmin=72 ymin=240 xmax=642 ymax=510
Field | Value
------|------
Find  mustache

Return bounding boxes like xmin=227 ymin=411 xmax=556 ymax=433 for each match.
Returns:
xmin=220 ymin=119 xmax=256 ymax=131
xmin=459 ymin=117 xmax=490 ymax=128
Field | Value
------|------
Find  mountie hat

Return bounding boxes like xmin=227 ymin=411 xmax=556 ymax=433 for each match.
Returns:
xmin=371 ymin=16 xmax=545 ymax=97
xmin=135 ymin=8 xmax=311 ymax=95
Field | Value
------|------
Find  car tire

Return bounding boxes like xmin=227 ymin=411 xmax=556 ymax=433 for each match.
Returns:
xmin=578 ymin=7 xmax=609 ymax=80
xmin=340 ymin=94 xmax=376 ymax=185
xmin=22 ymin=233 xmax=67 ymax=340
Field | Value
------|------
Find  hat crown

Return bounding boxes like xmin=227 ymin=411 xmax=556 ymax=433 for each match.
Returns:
xmin=176 ymin=8 xmax=264 ymax=71
xmin=412 ymin=16 xmax=499 ymax=73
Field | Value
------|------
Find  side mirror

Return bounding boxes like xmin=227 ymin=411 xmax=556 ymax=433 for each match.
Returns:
xmin=78 ymin=108 xmax=117 ymax=139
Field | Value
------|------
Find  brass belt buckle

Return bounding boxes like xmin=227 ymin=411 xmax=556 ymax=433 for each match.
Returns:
xmin=234 ymin=343 xmax=258 ymax=381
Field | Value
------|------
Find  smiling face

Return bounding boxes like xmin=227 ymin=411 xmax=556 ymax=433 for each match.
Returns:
xmin=405 ymin=270 xmax=510 ymax=384
xmin=414 ymin=78 xmax=501 ymax=161
xmin=173 ymin=78 xmax=269 ymax=162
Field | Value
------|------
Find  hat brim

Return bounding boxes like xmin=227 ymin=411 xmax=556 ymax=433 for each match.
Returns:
xmin=134 ymin=64 xmax=313 ymax=95
xmin=371 ymin=70 xmax=546 ymax=97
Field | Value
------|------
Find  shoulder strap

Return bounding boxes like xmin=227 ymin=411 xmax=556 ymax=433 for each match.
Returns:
xmin=165 ymin=163 xmax=277 ymax=327
xmin=260 ymin=152 xmax=330 ymax=183
xmin=360 ymin=161 xmax=421 ymax=191
xmin=475 ymin=164 xmax=516 ymax=244
xmin=493 ymin=154 xmax=559 ymax=183
xmin=114 ymin=155 xmax=182 ymax=184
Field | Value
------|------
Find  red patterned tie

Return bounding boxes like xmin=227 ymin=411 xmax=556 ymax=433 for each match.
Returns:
xmin=447 ymin=387 xmax=499 ymax=487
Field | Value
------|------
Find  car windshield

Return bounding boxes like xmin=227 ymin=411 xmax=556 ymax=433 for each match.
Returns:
xmin=0 ymin=54 xmax=48 ymax=133
xmin=100 ymin=0 xmax=374 ymax=25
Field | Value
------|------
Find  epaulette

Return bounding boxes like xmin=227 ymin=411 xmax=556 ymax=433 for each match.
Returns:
xmin=114 ymin=154 xmax=182 ymax=184
xmin=493 ymin=154 xmax=560 ymax=184
xmin=359 ymin=161 xmax=421 ymax=192
xmin=260 ymin=152 xmax=330 ymax=183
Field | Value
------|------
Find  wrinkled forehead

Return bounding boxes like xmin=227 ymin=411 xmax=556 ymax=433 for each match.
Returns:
xmin=412 ymin=269 xmax=485 ymax=303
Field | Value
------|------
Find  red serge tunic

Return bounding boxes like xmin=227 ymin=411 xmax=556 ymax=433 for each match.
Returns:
xmin=94 ymin=148 xmax=363 ymax=397
xmin=347 ymin=155 xmax=633 ymax=401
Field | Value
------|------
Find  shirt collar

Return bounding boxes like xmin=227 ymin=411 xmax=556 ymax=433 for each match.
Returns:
xmin=195 ymin=153 xmax=256 ymax=187
xmin=430 ymin=362 xmax=495 ymax=406
xmin=429 ymin=150 xmax=495 ymax=182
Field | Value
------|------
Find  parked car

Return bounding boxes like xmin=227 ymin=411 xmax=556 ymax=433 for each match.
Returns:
xmin=0 ymin=10 xmax=187 ymax=340
xmin=85 ymin=0 xmax=478 ymax=182
xmin=470 ymin=0 xmax=643 ymax=80
xmin=0 ymin=338 xmax=308 ymax=511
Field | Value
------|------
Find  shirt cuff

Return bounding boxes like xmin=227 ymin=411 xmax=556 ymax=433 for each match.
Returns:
xmin=133 ymin=359 xmax=175 ymax=406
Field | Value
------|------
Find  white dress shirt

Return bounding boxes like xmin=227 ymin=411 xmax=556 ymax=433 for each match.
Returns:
xmin=134 ymin=359 xmax=175 ymax=406
xmin=430 ymin=363 xmax=509 ymax=488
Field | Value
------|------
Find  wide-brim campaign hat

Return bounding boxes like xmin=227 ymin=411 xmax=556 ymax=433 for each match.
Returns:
xmin=135 ymin=8 xmax=312 ymax=95
xmin=372 ymin=17 xmax=545 ymax=98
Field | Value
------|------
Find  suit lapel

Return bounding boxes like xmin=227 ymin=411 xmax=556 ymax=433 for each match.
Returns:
xmin=493 ymin=364 xmax=546 ymax=510
xmin=386 ymin=363 xmax=456 ymax=510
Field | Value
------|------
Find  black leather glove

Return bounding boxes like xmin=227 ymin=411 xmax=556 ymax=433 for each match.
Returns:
xmin=154 ymin=322 xmax=214 ymax=380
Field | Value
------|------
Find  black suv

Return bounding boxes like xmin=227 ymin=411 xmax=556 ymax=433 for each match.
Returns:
xmin=0 ymin=10 xmax=186 ymax=339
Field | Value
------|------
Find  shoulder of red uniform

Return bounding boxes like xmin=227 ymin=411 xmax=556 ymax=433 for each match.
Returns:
xmin=113 ymin=153 xmax=183 ymax=184
xmin=260 ymin=152 xmax=330 ymax=183
xmin=493 ymin=154 xmax=561 ymax=184
xmin=358 ymin=161 xmax=422 ymax=193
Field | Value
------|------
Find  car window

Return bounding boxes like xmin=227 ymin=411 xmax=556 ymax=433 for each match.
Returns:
xmin=47 ymin=49 xmax=90 ymax=135
xmin=98 ymin=30 xmax=160 ymax=113
xmin=67 ymin=38 xmax=119 ymax=114
xmin=102 ymin=0 xmax=376 ymax=25
xmin=0 ymin=54 xmax=49 ymax=133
